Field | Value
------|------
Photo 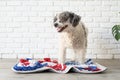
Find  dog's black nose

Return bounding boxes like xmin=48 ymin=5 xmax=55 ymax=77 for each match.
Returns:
xmin=54 ymin=23 xmax=58 ymax=27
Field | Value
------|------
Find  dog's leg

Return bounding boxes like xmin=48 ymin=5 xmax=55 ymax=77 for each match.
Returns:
xmin=58 ymin=45 xmax=66 ymax=64
xmin=74 ymin=49 xmax=86 ymax=64
xmin=71 ymin=51 xmax=76 ymax=61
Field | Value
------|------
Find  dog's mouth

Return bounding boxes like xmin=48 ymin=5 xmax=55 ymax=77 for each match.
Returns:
xmin=56 ymin=25 xmax=68 ymax=32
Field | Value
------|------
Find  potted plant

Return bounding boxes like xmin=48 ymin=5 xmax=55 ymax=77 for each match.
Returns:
xmin=112 ymin=12 xmax=120 ymax=41
xmin=112 ymin=25 xmax=120 ymax=41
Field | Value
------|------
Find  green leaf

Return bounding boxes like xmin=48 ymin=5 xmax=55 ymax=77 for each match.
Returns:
xmin=112 ymin=25 xmax=120 ymax=41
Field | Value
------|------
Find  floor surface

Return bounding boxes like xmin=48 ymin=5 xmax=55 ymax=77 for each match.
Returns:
xmin=0 ymin=59 xmax=120 ymax=80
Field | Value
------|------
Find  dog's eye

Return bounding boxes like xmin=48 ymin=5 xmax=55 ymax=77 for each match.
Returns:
xmin=59 ymin=21 xmax=62 ymax=23
xmin=61 ymin=17 xmax=68 ymax=22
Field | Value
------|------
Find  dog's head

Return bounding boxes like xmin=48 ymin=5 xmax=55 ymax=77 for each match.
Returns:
xmin=53 ymin=11 xmax=81 ymax=32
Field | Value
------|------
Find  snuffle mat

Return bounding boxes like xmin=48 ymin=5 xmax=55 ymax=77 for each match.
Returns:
xmin=12 ymin=58 xmax=107 ymax=74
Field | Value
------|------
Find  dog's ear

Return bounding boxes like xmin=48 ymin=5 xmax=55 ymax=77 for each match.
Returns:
xmin=70 ymin=14 xmax=81 ymax=27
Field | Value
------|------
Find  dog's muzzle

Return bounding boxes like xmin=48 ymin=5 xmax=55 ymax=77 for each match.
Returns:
xmin=55 ymin=25 xmax=68 ymax=32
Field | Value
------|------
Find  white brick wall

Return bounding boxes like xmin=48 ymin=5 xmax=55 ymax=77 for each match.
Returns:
xmin=0 ymin=0 xmax=120 ymax=59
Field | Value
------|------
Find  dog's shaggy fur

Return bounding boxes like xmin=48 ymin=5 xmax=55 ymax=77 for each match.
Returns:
xmin=53 ymin=11 xmax=88 ymax=64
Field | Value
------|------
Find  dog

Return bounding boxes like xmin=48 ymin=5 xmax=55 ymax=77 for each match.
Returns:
xmin=53 ymin=11 xmax=88 ymax=64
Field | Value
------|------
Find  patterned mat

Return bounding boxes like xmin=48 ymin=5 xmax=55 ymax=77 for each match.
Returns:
xmin=12 ymin=58 xmax=107 ymax=74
